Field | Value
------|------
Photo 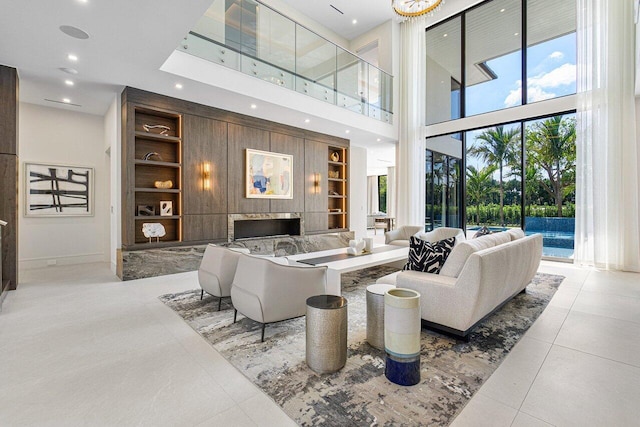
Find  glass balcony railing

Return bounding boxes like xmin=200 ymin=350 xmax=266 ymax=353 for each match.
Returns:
xmin=179 ymin=0 xmax=393 ymax=124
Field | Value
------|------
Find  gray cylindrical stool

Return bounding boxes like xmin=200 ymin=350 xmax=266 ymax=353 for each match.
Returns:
xmin=366 ymin=283 xmax=396 ymax=350
xmin=306 ymin=295 xmax=348 ymax=374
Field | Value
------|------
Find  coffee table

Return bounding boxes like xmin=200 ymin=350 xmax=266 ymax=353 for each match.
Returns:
xmin=287 ymin=245 xmax=409 ymax=295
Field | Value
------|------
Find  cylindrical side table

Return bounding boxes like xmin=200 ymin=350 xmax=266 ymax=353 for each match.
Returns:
xmin=384 ymin=288 xmax=421 ymax=386
xmin=306 ymin=295 xmax=348 ymax=374
xmin=366 ymin=283 xmax=396 ymax=350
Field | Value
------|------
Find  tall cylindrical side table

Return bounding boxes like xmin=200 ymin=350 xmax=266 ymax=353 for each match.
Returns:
xmin=366 ymin=283 xmax=396 ymax=350
xmin=384 ymin=288 xmax=421 ymax=386
xmin=306 ymin=295 xmax=348 ymax=374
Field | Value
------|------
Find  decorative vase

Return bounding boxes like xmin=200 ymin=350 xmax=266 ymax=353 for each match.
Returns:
xmin=384 ymin=288 xmax=421 ymax=386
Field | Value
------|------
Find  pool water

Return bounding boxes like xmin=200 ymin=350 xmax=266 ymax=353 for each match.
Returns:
xmin=467 ymin=226 xmax=575 ymax=259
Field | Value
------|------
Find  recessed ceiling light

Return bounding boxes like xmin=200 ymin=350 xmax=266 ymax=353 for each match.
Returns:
xmin=250 ymin=104 xmax=257 ymax=109
xmin=65 ymin=80 xmax=74 ymax=86
xmin=352 ymin=19 xmax=357 ymax=24
xmin=443 ymin=33 xmax=448 ymax=37
xmin=59 ymin=67 xmax=78 ymax=75
xmin=62 ymin=98 xmax=71 ymax=103
xmin=514 ymin=32 xmax=519 ymax=36
xmin=304 ymin=119 xmax=310 ymax=123
xmin=376 ymin=138 xmax=381 ymax=142
xmin=500 ymin=8 xmax=505 ymax=12
xmin=345 ymin=130 xmax=350 ymax=134
xmin=175 ymin=83 xmax=183 ymax=89
xmin=67 ymin=54 xmax=78 ymax=62
xmin=59 ymin=25 xmax=89 ymax=40
xmin=77 ymin=0 xmax=88 ymax=3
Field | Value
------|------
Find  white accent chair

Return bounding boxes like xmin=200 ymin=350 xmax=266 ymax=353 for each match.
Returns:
xmin=198 ymin=245 xmax=250 ymax=311
xmin=231 ymin=253 xmax=328 ymax=342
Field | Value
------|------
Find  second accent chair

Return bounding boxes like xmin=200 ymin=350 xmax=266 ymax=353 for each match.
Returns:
xmin=198 ymin=245 xmax=250 ymax=311
xmin=231 ymin=253 xmax=328 ymax=342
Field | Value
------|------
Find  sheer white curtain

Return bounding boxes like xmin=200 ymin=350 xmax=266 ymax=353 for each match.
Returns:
xmin=396 ymin=18 xmax=427 ymax=228
xmin=387 ymin=166 xmax=396 ymax=218
xmin=575 ymin=0 xmax=640 ymax=271
xmin=367 ymin=175 xmax=379 ymax=214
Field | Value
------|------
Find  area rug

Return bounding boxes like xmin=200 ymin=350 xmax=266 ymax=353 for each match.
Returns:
xmin=160 ymin=268 xmax=564 ymax=426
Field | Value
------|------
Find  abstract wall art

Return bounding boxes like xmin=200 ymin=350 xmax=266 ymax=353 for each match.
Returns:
xmin=245 ymin=149 xmax=293 ymax=199
xmin=24 ymin=162 xmax=94 ymax=217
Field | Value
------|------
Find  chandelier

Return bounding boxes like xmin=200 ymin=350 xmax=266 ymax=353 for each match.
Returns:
xmin=392 ymin=0 xmax=443 ymax=19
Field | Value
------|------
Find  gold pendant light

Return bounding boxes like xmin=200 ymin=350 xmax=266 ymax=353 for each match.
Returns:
xmin=392 ymin=0 xmax=443 ymax=18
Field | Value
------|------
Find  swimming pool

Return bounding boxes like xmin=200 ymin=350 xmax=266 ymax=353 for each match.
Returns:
xmin=467 ymin=226 xmax=575 ymax=259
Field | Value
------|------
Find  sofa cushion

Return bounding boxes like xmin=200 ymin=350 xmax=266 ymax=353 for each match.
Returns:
xmin=439 ymin=235 xmax=497 ymax=278
xmin=483 ymin=231 xmax=511 ymax=246
xmin=403 ymin=236 xmax=456 ymax=274
xmin=507 ymin=228 xmax=525 ymax=240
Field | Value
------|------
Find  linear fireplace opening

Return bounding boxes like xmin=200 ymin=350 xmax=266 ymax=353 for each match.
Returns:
xmin=234 ymin=218 xmax=301 ymax=240
xmin=228 ymin=213 xmax=303 ymax=241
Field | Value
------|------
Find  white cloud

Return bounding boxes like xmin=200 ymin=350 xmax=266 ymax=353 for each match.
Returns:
xmin=527 ymin=86 xmax=556 ymax=103
xmin=529 ymin=63 xmax=576 ymax=88
xmin=549 ymin=51 xmax=564 ymax=60
xmin=504 ymin=85 xmax=522 ymax=107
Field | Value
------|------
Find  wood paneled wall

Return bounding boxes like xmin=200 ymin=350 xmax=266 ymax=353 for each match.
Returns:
xmin=0 ymin=65 xmax=18 ymax=290
xmin=122 ymin=87 xmax=349 ymax=247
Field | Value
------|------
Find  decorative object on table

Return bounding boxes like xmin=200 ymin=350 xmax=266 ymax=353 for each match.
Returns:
xmin=142 ymin=124 xmax=171 ymax=135
xmin=328 ymin=170 xmax=340 ymax=179
xmin=142 ymin=151 xmax=163 ymax=161
xmin=245 ymin=148 xmax=293 ymax=199
xmin=153 ymin=180 xmax=174 ymax=189
xmin=384 ymin=288 xmax=421 ymax=386
xmin=159 ymin=201 xmax=173 ymax=216
xmin=366 ymin=283 xmax=395 ymax=350
xmin=24 ymin=162 xmax=93 ymax=217
xmin=363 ymin=237 xmax=374 ymax=253
xmin=330 ymin=151 xmax=340 ymax=162
xmin=306 ymin=295 xmax=348 ymax=374
xmin=404 ymin=236 xmax=455 ymax=274
xmin=392 ymin=0 xmax=442 ymax=19
xmin=137 ymin=205 xmax=155 ymax=216
xmin=473 ymin=225 xmax=493 ymax=238
xmin=141 ymin=222 xmax=166 ymax=242
xmin=346 ymin=239 xmax=365 ymax=256
xmin=161 ymin=269 xmax=564 ymax=425
xmin=160 ymin=269 xmax=564 ymax=426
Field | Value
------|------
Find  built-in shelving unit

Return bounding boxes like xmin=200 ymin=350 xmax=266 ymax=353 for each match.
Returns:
xmin=125 ymin=106 xmax=183 ymax=247
xmin=327 ymin=146 xmax=348 ymax=230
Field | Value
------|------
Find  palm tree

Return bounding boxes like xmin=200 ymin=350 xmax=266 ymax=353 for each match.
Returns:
xmin=466 ymin=165 xmax=498 ymax=225
xmin=526 ymin=116 xmax=576 ymax=217
xmin=469 ymin=126 xmax=520 ymax=226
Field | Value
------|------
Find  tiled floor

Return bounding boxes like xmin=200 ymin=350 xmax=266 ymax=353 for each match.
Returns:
xmin=1 ymin=238 xmax=639 ymax=426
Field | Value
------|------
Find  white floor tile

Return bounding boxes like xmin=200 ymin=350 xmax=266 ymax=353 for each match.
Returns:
xmin=572 ymin=290 xmax=640 ymax=324
xmin=238 ymin=393 xmax=298 ymax=427
xmin=554 ymin=310 xmax=640 ymax=367
xmin=581 ymin=270 xmax=640 ymax=299
xmin=450 ymin=393 xmax=518 ymax=427
xmin=196 ymin=405 xmax=258 ymax=427
xmin=511 ymin=411 xmax=554 ymax=427
xmin=524 ymin=306 xmax=570 ymax=344
xmin=547 ymin=287 xmax=580 ymax=310
xmin=479 ymin=337 xmax=552 ymax=409
xmin=520 ymin=346 xmax=640 ymax=426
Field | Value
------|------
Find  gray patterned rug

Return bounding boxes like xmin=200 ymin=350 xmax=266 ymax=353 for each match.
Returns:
xmin=160 ymin=267 xmax=564 ymax=426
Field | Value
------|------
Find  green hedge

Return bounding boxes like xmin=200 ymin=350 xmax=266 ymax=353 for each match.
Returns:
xmin=466 ymin=203 xmax=575 ymax=226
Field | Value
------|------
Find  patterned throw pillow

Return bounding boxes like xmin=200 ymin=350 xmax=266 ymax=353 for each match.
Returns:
xmin=473 ymin=226 xmax=492 ymax=238
xmin=403 ymin=236 xmax=456 ymax=274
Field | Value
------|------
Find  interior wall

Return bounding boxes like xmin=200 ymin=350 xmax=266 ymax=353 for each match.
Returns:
xmin=349 ymin=145 xmax=367 ymax=239
xmin=105 ymin=95 xmax=121 ymax=273
xmin=18 ymin=103 xmax=110 ymax=269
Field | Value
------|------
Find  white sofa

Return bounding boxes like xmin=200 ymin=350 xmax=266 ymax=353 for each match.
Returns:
xmin=377 ymin=229 xmax=543 ymax=339
xmin=385 ymin=226 xmax=466 ymax=247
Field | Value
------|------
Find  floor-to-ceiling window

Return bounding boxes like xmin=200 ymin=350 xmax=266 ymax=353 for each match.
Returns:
xmin=425 ymin=0 xmax=576 ymax=258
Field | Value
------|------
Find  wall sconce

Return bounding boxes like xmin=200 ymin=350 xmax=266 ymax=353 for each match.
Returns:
xmin=313 ymin=172 xmax=321 ymax=194
xmin=202 ymin=162 xmax=211 ymax=191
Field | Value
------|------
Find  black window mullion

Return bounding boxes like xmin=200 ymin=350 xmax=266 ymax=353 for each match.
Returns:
xmin=521 ymin=0 xmax=527 ymax=107
xmin=460 ymin=12 xmax=466 ymax=119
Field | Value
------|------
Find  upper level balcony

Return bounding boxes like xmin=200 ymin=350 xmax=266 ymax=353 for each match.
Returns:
xmin=177 ymin=0 xmax=393 ymax=124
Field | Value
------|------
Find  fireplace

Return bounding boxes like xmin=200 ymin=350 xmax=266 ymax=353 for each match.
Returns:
xmin=228 ymin=213 xmax=303 ymax=241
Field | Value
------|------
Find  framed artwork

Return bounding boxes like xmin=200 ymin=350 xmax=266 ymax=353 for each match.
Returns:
xmin=245 ymin=149 xmax=293 ymax=199
xmin=24 ymin=162 xmax=94 ymax=217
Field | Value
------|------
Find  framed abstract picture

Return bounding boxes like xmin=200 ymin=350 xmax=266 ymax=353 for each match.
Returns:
xmin=24 ymin=162 xmax=94 ymax=217
xmin=245 ymin=149 xmax=293 ymax=199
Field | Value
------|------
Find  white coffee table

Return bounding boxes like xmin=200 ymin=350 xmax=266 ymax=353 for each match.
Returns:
xmin=287 ymin=245 xmax=409 ymax=296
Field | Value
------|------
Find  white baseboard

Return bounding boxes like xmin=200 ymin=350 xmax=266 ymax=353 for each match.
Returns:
xmin=20 ymin=252 xmax=106 ymax=270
